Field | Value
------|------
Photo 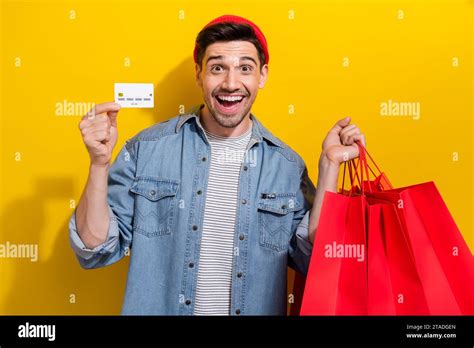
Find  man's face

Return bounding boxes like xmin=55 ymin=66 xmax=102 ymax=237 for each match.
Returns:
xmin=195 ymin=40 xmax=268 ymax=128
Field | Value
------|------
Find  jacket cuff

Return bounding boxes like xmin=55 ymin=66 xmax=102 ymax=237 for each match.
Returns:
xmin=68 ymin=206 xmax=120 ymax=261
xmin=295 ymin=210 xmax=313 ymax=256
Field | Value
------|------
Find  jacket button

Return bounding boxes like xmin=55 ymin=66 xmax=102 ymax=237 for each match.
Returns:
xmin=197 ymin=190 xmax=202 ymax=195
xmin=235 ymin=309 xmax=241 ymax=315
xmin=185 ymin=299 xmax=191 ymax=305
xmin=239 ymin=234 xmax=245 ymax=241
xmin=241 ymin=199 xmax=247 ymax=205
xmin=281 ymin=204 xmax=287 ymax=209
xmin=202 ymin=157 xmax=207 ymax=162
xmin=192 ymin=225 xmax=198 ymax=231
xmin=237 ymin=272 xmax=242 ymax=278
xmin=149 ymin=190 xmax=156 ymax=196
xmin=189 ymin=262 xmax=194 ymax=268
xmin=243 ymin=165 xmax=248 ymax=171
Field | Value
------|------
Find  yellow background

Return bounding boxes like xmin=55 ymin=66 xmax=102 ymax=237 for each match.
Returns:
xmin=1 ymin=0 xmax=472 ymax=314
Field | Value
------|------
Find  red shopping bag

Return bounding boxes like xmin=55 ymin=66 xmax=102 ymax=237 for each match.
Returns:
xmin=366 ymin=199 xmax=431 ymax=315
xmin=300 ymin=172 xmax=368 ymax=315
xmin=300 ymin=142 xmax=474 ymax=315
xmin=367 ymin=184 xmax=474 ymax=314
xmin=360 ymin=143 xmax=474 ymax=314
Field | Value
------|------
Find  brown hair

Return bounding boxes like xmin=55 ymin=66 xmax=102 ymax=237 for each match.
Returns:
xmin=195 ymin=22 xmax=266 ymax=69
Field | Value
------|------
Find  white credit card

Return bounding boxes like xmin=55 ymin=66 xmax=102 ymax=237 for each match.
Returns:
xmin=114 ymin=83 xmax=154 ymax=108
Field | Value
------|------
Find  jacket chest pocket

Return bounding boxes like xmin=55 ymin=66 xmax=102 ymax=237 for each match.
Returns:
xmin=129 ymin=176 xmax=180 ymax=237
xmin=257 ymin=192 xmax=300 ymax=252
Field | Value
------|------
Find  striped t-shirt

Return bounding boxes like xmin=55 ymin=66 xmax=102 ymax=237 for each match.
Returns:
xmin=193 ymin=123 xmax=253 ymax=315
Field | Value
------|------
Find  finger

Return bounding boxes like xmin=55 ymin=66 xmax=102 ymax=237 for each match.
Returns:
xmin=107 ymin=110 xmax=120 ymax=128
xmin=83 ymin=134 xmax=109 ymax=150
xmin=90 ymin=128 xmax=111 ymax=142
xmin=341 ymin=128 xmax=361 ymax=145
xmin=80 ymin=115 xmax=108 ymax=132
xmin=329 ymin=117 xmax=351 ymax=134
xmin=341 ymin=129 xmax=354 ymax=145
xmin=81 ymin=120 xmax=110 ymax=135
xmin=353 ymin=134 xmax=366 ymax=148
xmin=341 ymin=146 xmax=359 ymax=161
xmin=79 ymin=118 xmax=91 ymax=131
xmin=346 ymin=134 xmax=354 ymax=145
xmin=342 ymin=134 xmax=355 ymax=146
xmin=82 ymin=113 xmax=108 ymax=124
xmin=89 ymin=122 xmax=111 ymax=134
xmin=339 ymin=124 xmax=357 ymax=136
xmin=344 ymin=134 xmax=365 ymax=148
xmin=84 ymin=102 xmax=121 ymax=120
xmin=89 ymin=114 xmax=110 ymax=125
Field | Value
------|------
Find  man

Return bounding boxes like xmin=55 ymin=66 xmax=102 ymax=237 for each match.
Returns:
xmin=69 ymin=15 xmax=366 ymax=315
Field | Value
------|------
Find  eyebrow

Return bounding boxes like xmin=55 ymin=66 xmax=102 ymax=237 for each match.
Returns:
xmin=206 ymin=55 xmax=258 ymax=66
xmin=206 ymin=55 xmax=223 ymax=64
xmin=240 ymin=56 xmax=258 ymax=65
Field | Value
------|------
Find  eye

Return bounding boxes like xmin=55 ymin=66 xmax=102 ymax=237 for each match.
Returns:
xmin=241 ymin=65 xmax=253 ymax=73
xmin=210 ymin=65 xmax=223 ymax=72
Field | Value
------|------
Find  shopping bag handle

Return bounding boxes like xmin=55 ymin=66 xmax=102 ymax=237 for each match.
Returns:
xmin=341 ymin=141 xmax=393 ymax=195
xmin=357 ymin=142 xmax=394 ymax=191
xmin=342 ymin=152 xmax=370 ymax=196
xmin=355 ymin=141 xmax=383 ymax=178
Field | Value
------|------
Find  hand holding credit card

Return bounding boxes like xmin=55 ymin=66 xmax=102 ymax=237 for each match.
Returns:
xmin=114 ymin=83 xmax=154 ymax=108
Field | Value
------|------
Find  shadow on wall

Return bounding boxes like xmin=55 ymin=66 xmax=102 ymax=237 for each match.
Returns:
xmin=152 ymin=56 xmax=203 ymax=124
xmin=1 ymin=57 xmax=202 ymax=314
xmin=1 ymin=177 xmax=129 ymax=314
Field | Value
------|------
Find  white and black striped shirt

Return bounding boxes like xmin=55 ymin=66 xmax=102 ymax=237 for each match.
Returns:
xmin=193 ymin=124 xmax=252 ymax=315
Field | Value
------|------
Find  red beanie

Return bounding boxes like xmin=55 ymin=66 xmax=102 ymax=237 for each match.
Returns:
xmin=193 ymin=15 xmax=269 ymax=65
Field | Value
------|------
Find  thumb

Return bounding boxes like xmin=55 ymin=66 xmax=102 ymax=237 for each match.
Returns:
xmin=337 ymin=116 xmax=351 ymax=127
xmin=331 ymin=116 xmax=351 ymax=133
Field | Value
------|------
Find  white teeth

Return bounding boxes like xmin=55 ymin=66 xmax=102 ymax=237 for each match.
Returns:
xmin=217 ymin=95 xmax=244 ymax=102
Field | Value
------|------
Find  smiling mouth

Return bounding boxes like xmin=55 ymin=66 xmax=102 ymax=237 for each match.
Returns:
xmin=214 ymin=95 xmax=245 ymax=108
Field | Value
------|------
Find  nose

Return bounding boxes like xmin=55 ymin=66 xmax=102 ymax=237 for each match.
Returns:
xmin=221 ymin=69 xmax=240 ymax=92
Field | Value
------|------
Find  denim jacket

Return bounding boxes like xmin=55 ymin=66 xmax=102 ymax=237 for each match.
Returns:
xmin=69 ymin=105 xmax=316 ymax=315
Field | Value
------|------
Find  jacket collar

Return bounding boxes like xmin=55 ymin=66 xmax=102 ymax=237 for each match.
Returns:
xmin=176 ymin=104 xmax=284 ymax=148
